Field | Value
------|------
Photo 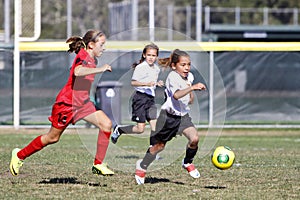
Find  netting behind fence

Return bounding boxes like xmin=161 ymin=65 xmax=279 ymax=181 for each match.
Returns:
xmin=1 ymin=42 xmax=300 ymax=126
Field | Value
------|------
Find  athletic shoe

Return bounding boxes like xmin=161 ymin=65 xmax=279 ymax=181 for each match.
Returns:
xmin=92 ymin=163 xmax=114 ymax=176
xmin=135 ymin=159 xmax=146 ymax=185
xmin=111 ymin=125 xmax=121 ymax=144
xmin=9 ymin=148 xmax=23 ymax=176
xmin=182 ymin=160 xmax=200 ymax=179
xmin=155 ymin=154 xmax=163 ymax=160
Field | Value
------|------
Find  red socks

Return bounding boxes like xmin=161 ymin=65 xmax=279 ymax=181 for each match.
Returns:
xmin=16 ymin=131 xmax=111 ymax=165
xmin=94 ymin=130 xmax=111 ymax=165
xmin=17 ymin=135 xmax=45 ymax=160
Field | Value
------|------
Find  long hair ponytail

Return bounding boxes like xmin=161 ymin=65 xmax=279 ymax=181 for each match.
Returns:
xmin=66 ymin=30 xmax=104 ymax=54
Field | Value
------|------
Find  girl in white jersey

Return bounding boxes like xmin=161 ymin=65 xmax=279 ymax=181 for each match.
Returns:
xmin=111 ymin=43 xmax=164 ymax=144
xmin=134 ymin=49 xmax=206 ymax=185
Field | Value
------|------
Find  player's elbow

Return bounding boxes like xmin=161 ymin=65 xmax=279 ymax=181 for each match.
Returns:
xmin=74 ymin=66 xmax=83 ymax=76
xmin=173 ymin=94 xmax=180 ymax=100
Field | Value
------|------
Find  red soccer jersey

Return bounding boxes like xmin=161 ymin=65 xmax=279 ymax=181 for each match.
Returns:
xmin=55 ymin=48 xmax=96 ymax=106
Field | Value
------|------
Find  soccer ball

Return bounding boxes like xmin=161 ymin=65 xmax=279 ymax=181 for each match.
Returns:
xmin=211 ymin=146 xmax=235 ymax=170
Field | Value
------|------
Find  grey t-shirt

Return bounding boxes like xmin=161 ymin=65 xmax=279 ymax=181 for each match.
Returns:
xmin=132 ymin=61 xmax=160 ymax=97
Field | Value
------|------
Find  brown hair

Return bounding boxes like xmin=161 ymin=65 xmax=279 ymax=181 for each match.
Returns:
xmin=132 ymin=43 xmax=159 ymax=68
xmin=66 ymin=30 xmax=105 ymax=54
xmin=158 ymin=49 xmax=190 ymax=68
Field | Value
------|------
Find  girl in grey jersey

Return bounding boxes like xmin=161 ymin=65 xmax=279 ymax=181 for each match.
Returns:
xmin=134 ymin=49 xmax=206 ymax=185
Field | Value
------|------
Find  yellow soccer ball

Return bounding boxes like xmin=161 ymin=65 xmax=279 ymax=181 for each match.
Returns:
xmin=211 ymin=146 xmax=235 ymax=170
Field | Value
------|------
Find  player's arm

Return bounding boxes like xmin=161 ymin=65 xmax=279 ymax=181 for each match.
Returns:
xmin=74 ymin=64 xmax=112 ymax=76
xmin=131 ymin=80 xmax=156 ymax=87
xmin=189 ymin=91 xmax=194 ymax=104
xmin=156 ymin=80 xmax=164 ymax=87
xmin=173 ymin=82 xmax=206 ymax=100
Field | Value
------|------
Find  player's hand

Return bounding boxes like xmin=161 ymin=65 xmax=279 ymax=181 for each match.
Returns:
xmin=156 ymin=80 xmax=164 ymax=87
xmin=192 ymin=82 xmax=206 ymax=91
xmin=148 ymin=81 xmax=156 ymax=87
xmin=102 ymin=64 xmax=112 ymax=72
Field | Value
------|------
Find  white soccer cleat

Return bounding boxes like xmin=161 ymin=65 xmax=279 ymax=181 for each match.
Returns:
xmin=182 ymin=161 xmax=200 ymax=179
xmin=135 ymin=159 xmax=146 ymax=185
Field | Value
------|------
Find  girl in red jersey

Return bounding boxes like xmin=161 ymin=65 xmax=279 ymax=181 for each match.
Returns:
xmin=10 ymin=30 xmax=114 ymax=176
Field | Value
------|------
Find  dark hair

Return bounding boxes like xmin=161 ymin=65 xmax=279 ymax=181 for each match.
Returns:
xmin=66 ymin=30 xmax=105 ymax=54
xmin=132 ymin=43 xmax=159 ymax=68
xmin=158 ymin=49 xmax=190 ymax=68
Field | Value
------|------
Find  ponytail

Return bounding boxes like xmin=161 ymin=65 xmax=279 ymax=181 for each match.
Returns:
xmin=66 ymin=30 xmax=105 ymax=54
xmin=158 ymin=49 xmax=189 ymax=68
xmin=66 ymin=36 xmax=86 ymax=54
xmin=157 ymin=57 xmax=171 ymax=68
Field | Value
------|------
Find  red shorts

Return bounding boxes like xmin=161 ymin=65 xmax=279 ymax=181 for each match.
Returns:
xmin=49 ymin=101 xmax=96 ymax=129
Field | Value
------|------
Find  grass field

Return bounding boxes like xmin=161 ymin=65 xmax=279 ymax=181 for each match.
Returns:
xmin=0 ymin=128 xmax=299 ymax=200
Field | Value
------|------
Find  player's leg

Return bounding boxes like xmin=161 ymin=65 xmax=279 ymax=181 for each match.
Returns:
xmin=140 ymin=142 xmax=165 ymax=168
xmin=10 ymin=102 xmax=73 ymax=176
xmin=84 ymin=109 xmax=112 ymax=132
xmin=147 ymin=101 xmax=157 ymax=132
xmin=149 ymin=119 xmax=157 ymax=131
xmin=10 ymin=126 xmax=65 ymax=176
xmin=117 ymin=122 xmax=146 ymax=134
xmin=135 ymin=142 xmax=165 ymax=184
xmin=111 ymin=122 xmax=146 ymax=144
xmin=182 ymin=126 xmax=200 ymax=178
xmin=111 ymin=98 xmax=148 ymax=144
xmin=83 ymin=110 xmax=114 ymax=175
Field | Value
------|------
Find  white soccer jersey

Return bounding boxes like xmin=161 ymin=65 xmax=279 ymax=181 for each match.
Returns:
xmin=161 ymin=71 xmax=194 ymax=116
xmin=132 ymin=61 xmax=160 ymax=97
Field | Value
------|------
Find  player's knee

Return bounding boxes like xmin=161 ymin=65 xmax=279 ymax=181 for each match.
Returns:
xmin=106 ymin=120 xmax=113 ymax=129
xmin=189 ymin=136 xmax=199 ymax=148
xmin=155 ymin=143 xmax=165 ymax=152
xmin=136 ymin=124 xmax=146 ymax=133
xmin=136 ymin=127 xmax=145 ymax=134
xmin=96 ymin=119 xmax=112 ymax=132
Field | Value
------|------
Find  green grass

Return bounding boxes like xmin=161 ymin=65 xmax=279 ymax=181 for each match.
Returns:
xmin=0 ymin=129 xmax=299 ymax=200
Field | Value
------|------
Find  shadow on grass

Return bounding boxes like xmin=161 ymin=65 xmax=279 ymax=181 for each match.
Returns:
xmin=204 ymin=185 xmax=226 ymax=189
xmin=145 ymin=177 xmax=184 ymax=185
xmin=38 ymin=177 xmax=102 ymax=187
xmin=115 ymin=155 xmax=140 ymax=159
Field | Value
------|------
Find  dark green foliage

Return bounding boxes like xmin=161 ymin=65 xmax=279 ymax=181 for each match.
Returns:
xmin=1 ymin=0 xmax=299 ymax=40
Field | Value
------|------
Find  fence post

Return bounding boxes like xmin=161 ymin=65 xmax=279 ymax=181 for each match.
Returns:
xmin=167 ymin=5 xmax=173 ymax=41
xmin=196 ymin=0 xmax=202 ymax=41
xmin=14 ymin=0 xmax=21 ymax=129
xmin=4 ymin=0 xmax=10 ymax=43
xmin=67 ymin=0 xmax=72 ymax=38
xmin=293 ymin=8 xmax=298 ymax=25
xmin=235 ymin=7 xmax=240 ymax=25
xmin=186 ymin=5 xmax=191 ymax=40
xmin=204 ymin=6 xmax=210 ymax=31
xmin=263 ymin=7 xmax=268 ymax=25
xmin=132 ymin=0 xmax=138 ymax=40
xmin=209 ymin=48 xmax=214 ymax=127
xmin=149 ymin=0 xmax=155 ymax=41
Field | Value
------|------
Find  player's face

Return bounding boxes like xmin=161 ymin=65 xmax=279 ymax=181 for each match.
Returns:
xmin=93 ymin=35 xmax=106 ymax=57
xmin=143 ymin=48 xmax=158 ymax=66
xmin=173 ymin=56 xmax=191 ymax=78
